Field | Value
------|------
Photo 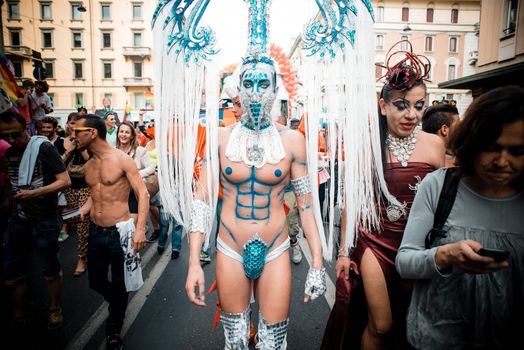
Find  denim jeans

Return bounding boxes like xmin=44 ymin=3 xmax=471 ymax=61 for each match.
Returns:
xmin=87 ymin=223 xmax=128 ymax=335
xmin=3 ymin=214 xmax=61 ymax=281
xmin=157 ymin=208 xmax=183 ymax=252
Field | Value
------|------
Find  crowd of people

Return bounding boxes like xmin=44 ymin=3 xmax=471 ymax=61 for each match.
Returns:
xmin=0 ymin=81 xmax=185 ymax=348
xmin=1 ymin=45 xmax=523 ymax=350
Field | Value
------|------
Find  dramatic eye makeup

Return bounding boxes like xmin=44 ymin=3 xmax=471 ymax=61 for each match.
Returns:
xmin=392 ymin=100 xmax=408 ymax=110
xmin=414 ymin=101 xmax=425 ymax=110
xmin=391 ymin=99 xmax=425 ymax=111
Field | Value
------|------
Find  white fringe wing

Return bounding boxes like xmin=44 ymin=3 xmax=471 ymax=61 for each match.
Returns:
xmin=152 ymin=1 xmax=219 ymax=250
xmin=302 ymin=0 xmax=402 ymax=258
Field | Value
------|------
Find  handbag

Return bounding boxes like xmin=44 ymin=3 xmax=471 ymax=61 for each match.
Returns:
xmin=143 ymin=172 xmax=159 ymax=197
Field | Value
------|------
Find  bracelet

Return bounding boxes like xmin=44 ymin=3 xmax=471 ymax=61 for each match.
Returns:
xmin=291 ymin=175 xmax=312 ymax=196
xmin=189 ymin=199 xmax=211 ymax=234
xmin=338 ymin=247 xmax=349 ymax=258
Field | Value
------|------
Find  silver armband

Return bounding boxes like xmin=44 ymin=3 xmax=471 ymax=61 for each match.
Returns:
xmin=291 ymin=175 xmax=312 ymax=196
xmin=189 ymin=199 xmax=211 ymax=234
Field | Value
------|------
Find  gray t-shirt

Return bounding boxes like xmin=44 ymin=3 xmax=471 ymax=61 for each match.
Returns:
xmin=30 ymin=92 xmax=52 ymax=120
xmin=396 ymin=168 xmax=524 ymax=349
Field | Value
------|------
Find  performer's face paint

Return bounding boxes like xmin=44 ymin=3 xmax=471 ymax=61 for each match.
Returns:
xmin=239 ymin=62 xmax=277 ymax=131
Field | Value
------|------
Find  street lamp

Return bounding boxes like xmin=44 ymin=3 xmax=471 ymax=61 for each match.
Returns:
xmin=78 ymin=4 xmax=87 ymax=12
xmin=403 ymin=24 xmax=412 ymax=32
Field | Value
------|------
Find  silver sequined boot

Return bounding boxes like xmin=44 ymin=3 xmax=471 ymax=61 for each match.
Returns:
xmin=220 ymin=306 xmax=251 ymax=350
xmin=255 ymin=312 xmax=288 ymax=350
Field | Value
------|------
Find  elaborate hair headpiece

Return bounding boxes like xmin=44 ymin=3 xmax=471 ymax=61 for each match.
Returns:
xmin=377 ymin=40 xmax=431 ymax=90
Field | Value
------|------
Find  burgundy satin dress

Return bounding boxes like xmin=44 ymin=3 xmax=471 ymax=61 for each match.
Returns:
xmin=321 ymin=162 xmax=434 ymax=350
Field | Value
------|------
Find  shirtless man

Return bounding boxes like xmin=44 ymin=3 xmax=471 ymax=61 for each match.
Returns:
xmin=185 ymin=57 xmax=326 ymax=349
xmin=73 ymin=114 xmax=148 ymax=350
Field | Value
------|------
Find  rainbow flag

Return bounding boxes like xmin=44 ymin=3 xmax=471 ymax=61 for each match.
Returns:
xmin=124 ymin=101 xmax=132 ymax=121
xmin=0 ymin=49 xmax=22 ymax=109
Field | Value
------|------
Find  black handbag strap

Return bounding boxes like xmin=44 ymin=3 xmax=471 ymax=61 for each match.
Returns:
xmin=425 ymin=167 xmax=461 ymax=249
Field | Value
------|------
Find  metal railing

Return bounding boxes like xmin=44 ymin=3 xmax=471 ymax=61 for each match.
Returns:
xmin=122 ymin=46 xmax=152 ymax=57
xmin=4 ymin=45 xmax=33 ymax=57
xmin=123 ymin=77 xmax=153 ymax=86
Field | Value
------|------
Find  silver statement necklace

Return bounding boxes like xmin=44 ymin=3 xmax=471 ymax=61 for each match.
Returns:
xmin=384 ymin=130 xmax=417 ymax=222
xmin=386 ymin=130 xmax=417 ymax=167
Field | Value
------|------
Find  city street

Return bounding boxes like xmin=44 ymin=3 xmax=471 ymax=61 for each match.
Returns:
xmin=1 ymin=228 xmax=337 ymax=350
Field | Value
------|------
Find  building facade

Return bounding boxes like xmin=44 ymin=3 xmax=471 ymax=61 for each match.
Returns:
xmin=289 ymin=0 xmax=481 ymax=117
xmin=374 ymin=0 xmax=480 ymax=114
xmin=2 ymin=0 xmax=155 ymax=122
xmin=440 ymin=0 xmax=524 ymax=96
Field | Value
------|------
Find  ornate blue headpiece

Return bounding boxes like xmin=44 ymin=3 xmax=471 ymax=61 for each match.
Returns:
xmin=152 ymin=0 xmax=217 ymax=63
xmin=242 ymin=0 xmax=273 ymax=66
xmin=302 ymin=0 xmax=374 ymax=59
xmin=151 ymin=0 xmax=386 ymax=260
xmin=152 ymin=0 xmax=374 ymax=64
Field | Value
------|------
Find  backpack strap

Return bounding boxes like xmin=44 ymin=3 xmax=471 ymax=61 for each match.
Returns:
xmin=425 ymin=167 xmax=461 ymax=249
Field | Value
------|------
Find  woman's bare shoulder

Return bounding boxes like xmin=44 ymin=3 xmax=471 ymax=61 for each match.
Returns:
xmin=416 ymin=129 xmax=446 ymax=167
xmin=417 ymin=129 xmax=441 ymax=144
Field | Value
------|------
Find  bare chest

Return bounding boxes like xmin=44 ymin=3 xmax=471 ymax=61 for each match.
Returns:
xmin=219 ymin=149 xmax=291 ymax=186
xmin=85 ymin=160 xmax=125 ymax=188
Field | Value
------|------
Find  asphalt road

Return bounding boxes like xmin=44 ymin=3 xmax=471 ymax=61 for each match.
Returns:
xmin=1 ymin=227 xmax=338 ymax=350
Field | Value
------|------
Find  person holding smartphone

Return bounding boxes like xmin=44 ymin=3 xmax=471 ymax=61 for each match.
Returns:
xmin=396 ymin=85 xmax=524 ymax=349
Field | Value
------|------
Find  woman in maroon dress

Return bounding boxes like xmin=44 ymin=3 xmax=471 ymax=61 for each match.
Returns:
xmin=322 ymin=41 xmax=445 ymax=349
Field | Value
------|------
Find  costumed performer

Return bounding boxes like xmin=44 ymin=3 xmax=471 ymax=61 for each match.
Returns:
xmin=184 ymin=2 xmax=326 ymax=349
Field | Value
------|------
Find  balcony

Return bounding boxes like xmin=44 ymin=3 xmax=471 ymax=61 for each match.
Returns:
xmin=468 ymin=50 xmax=478 ymax=65
xmin=123 ymin=46 xmax=151 ymax=58
xmin=4 ymin=45 xmax=33 ymax=58
xmin=123 ymin=77 xmax=153 ymax=87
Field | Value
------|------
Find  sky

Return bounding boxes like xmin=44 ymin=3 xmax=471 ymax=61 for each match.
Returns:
xmin=201 ymin=0 xmax=319 ymax=68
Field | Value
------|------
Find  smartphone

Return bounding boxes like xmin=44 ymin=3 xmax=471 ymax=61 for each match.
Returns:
xmin=478 ymin=248 xmax=510 ymax=262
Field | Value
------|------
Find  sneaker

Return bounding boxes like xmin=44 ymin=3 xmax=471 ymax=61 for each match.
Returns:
xmin=171 ymin=251 xmax=180 ymax=260
xmin=199 ymin=251 xmax=211 ymax=263
xmin=106 ymin=334 xmax=123 ymax=350
xmin=290 ymin=241 xmax=302 ymax=264
xmin=157 ymin=246 xmax=165 ymax=255
xmin=58 ymin=231 xmax=69 ymax=242
xmin=147 ymin=230 xmax=160 ymax=243
xmin=48 ymin=308 xmax=63 ymax=330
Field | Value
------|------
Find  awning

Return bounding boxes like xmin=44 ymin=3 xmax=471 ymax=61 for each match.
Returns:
xmin=438 ymin=62 xmax=524 ymax=97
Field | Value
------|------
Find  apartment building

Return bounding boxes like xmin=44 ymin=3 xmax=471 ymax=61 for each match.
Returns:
xmin=440 ymin=0 xmax=524 ymax=97
xmin=2 ymin=0 xmax=155 ymax=121
xmin=374 ymin=0 xmax=480 ymax=114
xmin=289 ymin=1 xmax=481 ymax=117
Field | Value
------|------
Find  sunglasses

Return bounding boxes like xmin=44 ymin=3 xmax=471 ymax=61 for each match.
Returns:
xmin=0 ymin=131 xmax=24 ymax=140
xmin=72 ymin=127 xmax=95 ymax=133
xmin=432 ymin=99 xmax=457 ymax=106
